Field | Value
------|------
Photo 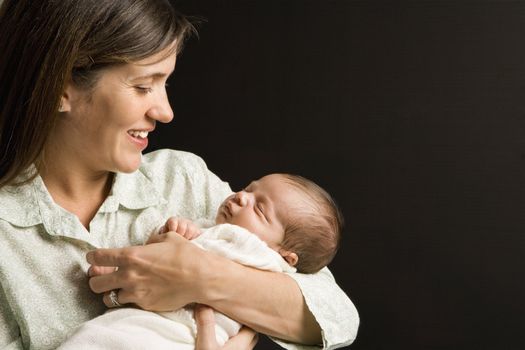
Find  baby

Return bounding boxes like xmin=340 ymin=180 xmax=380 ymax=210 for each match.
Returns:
xmin=59 ymin=173 xmax=343 ymax=349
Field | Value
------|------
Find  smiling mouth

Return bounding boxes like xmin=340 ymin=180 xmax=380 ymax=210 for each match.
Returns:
xmin=127 ymin=130 xmax=149 ymax=139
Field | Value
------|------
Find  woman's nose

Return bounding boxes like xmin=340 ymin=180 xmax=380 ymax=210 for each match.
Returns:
xmin=146 ymin=90 xmax=174 ymax=123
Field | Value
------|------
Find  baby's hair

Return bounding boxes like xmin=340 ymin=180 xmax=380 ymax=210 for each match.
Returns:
xmin=279 ymin=174 xmax=344 ymax=273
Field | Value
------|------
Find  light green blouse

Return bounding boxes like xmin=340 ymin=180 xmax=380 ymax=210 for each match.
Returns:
xmin=0 ymin=149 xmax=359 ymax=350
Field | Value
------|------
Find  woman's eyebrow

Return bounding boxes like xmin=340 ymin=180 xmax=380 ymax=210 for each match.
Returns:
xmin=129 ymin=72 xmax=169 ymax=81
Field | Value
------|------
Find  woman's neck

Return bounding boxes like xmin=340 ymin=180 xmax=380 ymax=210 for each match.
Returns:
xmin=38 ymin=155 xmax=113 ymax=230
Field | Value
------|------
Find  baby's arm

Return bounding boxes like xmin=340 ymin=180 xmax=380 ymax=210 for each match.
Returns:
xmin=159 ymin=217 xmax=202 ymax=240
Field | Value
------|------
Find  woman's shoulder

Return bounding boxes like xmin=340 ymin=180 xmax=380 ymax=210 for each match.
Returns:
xmin=136 ymin=149 xmax=230 ymax=219
xmin=140 ymin=149 xmax=212 ymax=175
xmin=137 ymin=149 xmax=215 ymax=194
xmin=0 ymin=182 xmax=41 ymax=227
xmin=140 ymin=149 xmax=207 ymax=174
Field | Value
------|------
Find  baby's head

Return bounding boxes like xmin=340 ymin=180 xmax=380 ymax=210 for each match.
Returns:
xmin=216 ymin=174 xmax=343 ymax=273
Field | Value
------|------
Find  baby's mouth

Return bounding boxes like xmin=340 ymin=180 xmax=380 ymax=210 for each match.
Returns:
xmin=223 ymin=203 xmax=233 ymax=217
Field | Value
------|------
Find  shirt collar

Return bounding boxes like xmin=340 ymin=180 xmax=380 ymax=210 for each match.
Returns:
xmin=0 ymin=178 xmax=42 ymax=227
xmin=100 ymin=168 xmax=166 ymax=212
xmin=0 ymin=166 xmax=166 ymax=228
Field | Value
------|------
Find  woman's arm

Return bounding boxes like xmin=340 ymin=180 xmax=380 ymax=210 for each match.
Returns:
xmin=199 ymin=251 xmax=321 ymax=344
xmin=87 ymin=230 xmax=358 ymax=347
xmin=191 ymin=242 xmax=360 ymax=348
xmin=87 ymin=233 xmax=318 ymax=342
xmin=158 ymin=216 xmax=321 ymax=343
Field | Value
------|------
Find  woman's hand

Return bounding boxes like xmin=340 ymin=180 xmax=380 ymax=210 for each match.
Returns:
xmin=195 ymin=304 xmax=258 ymax=350
xmin=88 ymin=229 xmax=321 ymax=343
xmin=86 ymin=230 xmax=212 ymax=311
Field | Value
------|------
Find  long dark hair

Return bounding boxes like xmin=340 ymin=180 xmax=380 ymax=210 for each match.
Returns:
xmin=0 ymin=0 xmax=195 ymax=187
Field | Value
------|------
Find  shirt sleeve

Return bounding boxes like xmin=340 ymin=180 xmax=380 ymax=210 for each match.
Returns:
xmin=270 ymin=268 xmax=360 ymax=350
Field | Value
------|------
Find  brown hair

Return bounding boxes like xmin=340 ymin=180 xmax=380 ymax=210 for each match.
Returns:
xmin=0 ymin=0 xmax=195 ymax=187
xmin=279 ymin=174 xmax=344 ymax=274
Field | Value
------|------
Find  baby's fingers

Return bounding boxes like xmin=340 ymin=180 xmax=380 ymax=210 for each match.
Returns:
xmin=165 ymin=217 xmax=180 ymax=232
xmin=186 ymin=225 xmax=202 ymax=240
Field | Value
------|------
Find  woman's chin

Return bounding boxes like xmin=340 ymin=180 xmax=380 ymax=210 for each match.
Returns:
xmin=115 ymin=154 xmax=142 ymax=173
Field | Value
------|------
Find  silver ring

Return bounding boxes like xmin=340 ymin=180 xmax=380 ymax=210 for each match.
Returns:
xmin=109 ymin=290 xmax=122 ymax=307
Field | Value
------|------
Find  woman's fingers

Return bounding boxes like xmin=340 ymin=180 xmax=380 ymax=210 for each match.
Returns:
xmin=88 ymin=234 xmax=205 ymax=311
xmin=102 ymin=290 xmax=121 ymax=308
xmin=195 ymin=304 xmax=218 ymax=350
xmin=101 ymin=288 xmax=134 ymax=308
xmin=112 ymin=288 xmax=135 ymax=306
xmin=88 ymin=269 xmax=125 ymax=294
xmin=86 ymin=246 xmax=135 ymax=267
xmin=88 ymin=265 xmax=117 ymax=277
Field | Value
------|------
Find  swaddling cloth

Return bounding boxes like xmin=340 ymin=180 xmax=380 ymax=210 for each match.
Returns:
xmin=58 ymin=223 xmax=295 ymax=350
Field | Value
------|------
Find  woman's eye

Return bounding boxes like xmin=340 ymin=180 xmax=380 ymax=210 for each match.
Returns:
xmin=135 ymin=86 xmax=153 ymax=94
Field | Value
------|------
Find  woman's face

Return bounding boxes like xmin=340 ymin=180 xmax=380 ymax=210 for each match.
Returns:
xmin=53 ymin=47 xmax=177 ymax=174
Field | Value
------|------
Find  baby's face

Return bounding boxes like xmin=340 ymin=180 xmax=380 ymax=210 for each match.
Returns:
xmin=216 ymin=174 xmax=302 ymax=249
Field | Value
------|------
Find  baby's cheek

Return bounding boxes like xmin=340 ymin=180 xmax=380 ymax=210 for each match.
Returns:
xmin=215 ymin=212 xmax=226 ymax=224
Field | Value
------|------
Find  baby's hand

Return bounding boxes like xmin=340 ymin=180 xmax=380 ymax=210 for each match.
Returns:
xmin=159 ymin=217 xmax=201 ymax=240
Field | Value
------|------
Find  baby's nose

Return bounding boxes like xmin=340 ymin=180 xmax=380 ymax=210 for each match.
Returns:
xmin=235 ymin=191 xmax=249 ymax=207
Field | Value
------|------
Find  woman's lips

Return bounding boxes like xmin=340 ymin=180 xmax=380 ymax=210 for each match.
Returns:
xmin=127 ymin=131 xmax=149 ymax=150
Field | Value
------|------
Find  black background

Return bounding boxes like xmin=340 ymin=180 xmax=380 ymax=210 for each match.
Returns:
xmin=151 ymin=1 xmax=525 ymax=349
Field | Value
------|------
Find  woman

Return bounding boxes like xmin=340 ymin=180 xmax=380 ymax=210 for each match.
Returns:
xmin=0 ymin=0 xmax=359 ymax=349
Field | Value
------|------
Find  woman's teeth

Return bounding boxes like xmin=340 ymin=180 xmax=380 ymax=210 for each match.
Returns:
xmin=128 ymin=130 xmax=149 ymax=139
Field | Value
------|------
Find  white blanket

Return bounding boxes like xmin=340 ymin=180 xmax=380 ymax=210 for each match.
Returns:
xmin=58 ymin=223 xmax=295 ymax=350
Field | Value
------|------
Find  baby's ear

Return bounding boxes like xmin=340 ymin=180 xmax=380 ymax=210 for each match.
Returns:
xmin=279 ymin=249 xmax=298 ymax=267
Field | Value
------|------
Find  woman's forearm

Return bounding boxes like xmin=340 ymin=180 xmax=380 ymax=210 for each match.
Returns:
xmin=198 ymin=253 xmax=322 ymax=345
xmin=88 ymin=232 xmax=324 ymax=344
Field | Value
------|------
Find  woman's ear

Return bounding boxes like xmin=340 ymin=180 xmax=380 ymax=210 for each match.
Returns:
xmin=279 ymin=248 xmax=299 ymax=267
xmin=58 ymin=83 xmax=75 ymax=112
